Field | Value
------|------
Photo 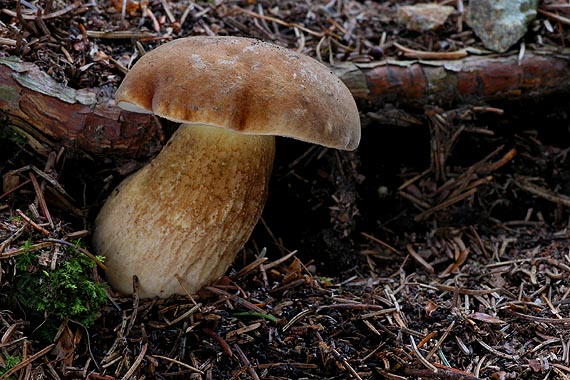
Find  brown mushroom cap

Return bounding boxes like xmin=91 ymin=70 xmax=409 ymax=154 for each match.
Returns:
xmin=95 ymin=36 xmax=362 ymax=298
xmin=115 ymin=36 xmax=361 ymax=150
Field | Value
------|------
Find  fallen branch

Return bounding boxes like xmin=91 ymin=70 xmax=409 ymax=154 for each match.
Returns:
xmin=1 ymin=50 xmax=569 ymax=161
xmin=0 ymin=57 xmax=163 ymax=159
xmin=333 ymin=49 xmax=570 ymax=109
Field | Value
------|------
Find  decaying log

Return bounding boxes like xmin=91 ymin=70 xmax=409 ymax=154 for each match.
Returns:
xmin=0 ymin=57 xmax=163 ymax=159
xmin=1 ymin=50 xmax=570 ymax=160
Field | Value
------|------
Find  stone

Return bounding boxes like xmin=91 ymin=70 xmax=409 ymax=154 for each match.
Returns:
xmin=398 ymin=4 xmax=455 ymax=32
xmin=466 ymin=0 xmax=539 ymax=53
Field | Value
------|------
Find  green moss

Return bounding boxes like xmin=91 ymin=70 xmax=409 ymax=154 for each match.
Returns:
xmin=0 ymin=354 xmax=21 ymax=379
xmin=13 ymin=240 xmax=107 ymax=327
xmin=14 ymin=239 xmax=33 ymax=271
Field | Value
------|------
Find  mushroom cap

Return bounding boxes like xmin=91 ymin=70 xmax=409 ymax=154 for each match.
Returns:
xmin=115 ymin=36 xmax=360 ymax=150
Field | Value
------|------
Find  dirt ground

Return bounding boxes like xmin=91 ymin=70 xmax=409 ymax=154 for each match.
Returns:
xmin=1 ymin=1 xmax=570 ymax=379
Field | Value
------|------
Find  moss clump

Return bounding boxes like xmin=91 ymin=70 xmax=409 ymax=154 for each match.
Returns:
xmin=0 ymin=354 xmax=21 ymax=379
xmin=13 ymin=239 xmax=107 ymax=327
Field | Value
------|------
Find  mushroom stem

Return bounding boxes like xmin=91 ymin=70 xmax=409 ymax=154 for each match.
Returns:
xmin=93 ymin=124 xmax=275 ymax=298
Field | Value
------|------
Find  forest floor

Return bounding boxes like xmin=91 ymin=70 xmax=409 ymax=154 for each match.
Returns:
xmin=1 ymin=1 xmax=570 ymax=379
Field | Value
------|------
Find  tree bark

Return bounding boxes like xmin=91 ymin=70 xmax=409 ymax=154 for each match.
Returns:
xmin=332 ymin=49 xmax=570 ymax=109
xmin=0 ymin=57 xmax=163 ymax=159
xmin=1 ymin=50 xmax=569 ymax=160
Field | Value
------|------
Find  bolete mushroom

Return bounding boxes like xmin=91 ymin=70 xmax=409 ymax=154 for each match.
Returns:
xmin=93 ymin=36 xmax=360 ymax=298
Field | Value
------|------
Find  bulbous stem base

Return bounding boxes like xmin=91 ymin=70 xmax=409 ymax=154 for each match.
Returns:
xmin=93 ymin=124 xmax=275 ymax=298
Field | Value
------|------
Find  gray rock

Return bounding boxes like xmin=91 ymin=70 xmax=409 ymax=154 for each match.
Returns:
xmin=466 ymin=0 xmax=539 ymax=53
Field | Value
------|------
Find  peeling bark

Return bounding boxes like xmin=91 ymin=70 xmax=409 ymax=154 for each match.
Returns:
xmin=1 ymin=50 xmax=569 ymax=160
xmin=0 ymin=57 xmax=163 ymax=159
xmin=333 ymin=50 xmax=570 ymax=109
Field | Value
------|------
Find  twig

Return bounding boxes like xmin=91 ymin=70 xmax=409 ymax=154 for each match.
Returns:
xmin=406 ymin=244 xmax=435 ymax=274
xmin=321 ymin=341 xmax=363 ymax=380
xmin=394 ymin=42 xmax=468 ymax=60
xmin=125 ymin=276 xmax=139 ymax=337
xmin=317 ymin=303 xmax=386 ymax=311
xmin=0 ymin=343 xmax=55 ymax=380
xmin=0 ymin=220 xmax=29 ymax=253
xmin=282 ymin=308 xmax=314 ymax=332
xmin=100 ymin=313 xmax=128 ymax=365
xmin=231 ymin=257 xmax=268 ymax=280
xmin=450 ymin=176 xmax=493 ymax=200
xmin=16 ymin=209 xmax=49 ymax=236
xmin=160 ymin=0 xmax=176 ymax=23
xmin=45 ymin=238 xmax=107 ymax=270
xmin=476 ymin=148 xmax=517 ymax=174
xmin=399 ymin=169 xmax=431 ymax=191
xmin=204 ymin=286 xmax=266 ymax=314
xmin=8 ymin=165 xmax=73 ymax=200
xmin=121 ymin=343 xmax=147 ymax=380
xmin=361 ymin=232 xmax=403 ymax=256
xmin=261 ymin=250 xmax=298 ymax=270
xmin=86 ymin=30 xmax=157 ymax=39
xmin=233 ymin=343 xmax=260 ymax=380
xmin=399 ymin=190 xmax=432 ymax=210
xmin=409 ymin=336 xmax=437 ymax=372
xmin=477 ymin=339 xmax=519 ymax=360
xmin=431 ymin=284 xmax=503 ymax=295
xmin=0 ymin=37 xmax=17 ymax=46
xmin=2 ymin=1 xmax=80 ymax=20
xmin=235 ymin=7 xmax=327 ymax=38
xmin=439 ymin=237 xmax=469 ymax=276
xmin=404 ymin=364 xmax=482 ymax=380
xmin=203 ymin=327 xmax=233 ymax=357
xmin=539 ymin=8 xmax=570 ymax=26
xmin=167 ymin=303 xmax=201 ymax=326
xmin=426 ymin=321 xmax=455 ymax=360
xmin=35 ymin=8 xmax=50 ymax=35
xmin=415 ymin=188 xmax=477 ymax=222
xmin=507 ymin=310 xmax=570 ymax=325
xmin=153 ymin=354 xmax=204 ymax=374
xmin=0 ymin=179 xmax=32 ymax=202
xmin=29 ymin=172 xmax=53 ymax=228
xmin=0 ymin=241 xmax=52 ymax=259
xmin=513 ymin=176 xmax=570 ymax=207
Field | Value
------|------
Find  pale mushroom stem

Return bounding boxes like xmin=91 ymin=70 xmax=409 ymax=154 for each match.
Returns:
xmin=93 ymin=124 xmax=275 ymax=298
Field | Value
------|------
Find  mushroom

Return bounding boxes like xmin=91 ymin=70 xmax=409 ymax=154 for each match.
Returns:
xmin=93 ymin=36 xmax=361 ymax=298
